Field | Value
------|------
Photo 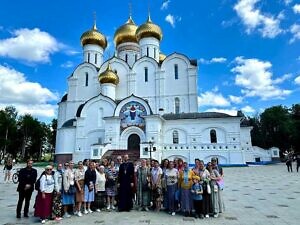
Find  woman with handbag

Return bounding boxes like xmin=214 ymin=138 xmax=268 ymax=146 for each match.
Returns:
xmin=207 ymin=162 xmax=221 ymax=218
xmin=199 ymin=160 xmax=211 ymax=218
xmin=136 ymin=159 xmax=151 ymax=211
xmin=105 ymin=161 xmax=118 ymax=210
xmin=62 ymin=161 xmax=75 ymax=218
xmin=84 ymin=162 xmax=96 ymax=214
xmin=74 ymin=161 xmax=85 ymax=216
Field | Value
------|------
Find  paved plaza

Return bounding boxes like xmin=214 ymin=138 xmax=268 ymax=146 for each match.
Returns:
xmin=0 ymin=163 xmax=299 ymax=225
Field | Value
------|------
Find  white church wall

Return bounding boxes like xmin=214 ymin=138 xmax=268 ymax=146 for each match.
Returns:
xmin=55 ymin=127 xmax=76 ymax=155
xmin=162 ymin=57 xmax=189 ymax=96
xmin=70 ymin=63 xmax=99 ymax=101
xmin=57 ymin=102 xmax=67 ymax=128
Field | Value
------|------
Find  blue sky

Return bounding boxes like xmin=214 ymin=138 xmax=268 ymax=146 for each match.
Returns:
xmin=0 ymin=0 xmax=299 ymax=122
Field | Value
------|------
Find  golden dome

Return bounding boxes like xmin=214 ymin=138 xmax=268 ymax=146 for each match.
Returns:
xmin=159 ymin=53 xmax=166 ymax=62
xmin=80 ymin=24 xmax=107 ymax=49
xmin=136 ymin=15 xmax=163 ymax=41
xmin=99 ymin=64 xmax=119 ymax=85
xmin=114 ymin=16 xmax=138 ymax=46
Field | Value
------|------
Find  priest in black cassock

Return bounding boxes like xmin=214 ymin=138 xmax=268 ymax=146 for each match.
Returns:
xmin=117 ymin=154 xmax=134 ymax=211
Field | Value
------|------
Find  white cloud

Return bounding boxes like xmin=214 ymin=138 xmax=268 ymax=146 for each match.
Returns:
xmin=229 ymin=95 xmax=244 ymax=104
xmin=198 ymin=91 xmax=230 ymax=107
xmin=273 ymin=73 xmax=292 ymax=84
xmin=242 ymin=105 xmax=255 ymax=113
xmin=295 ymin=75 xmax=300 ymax=85
xmin=61 ymin=61 xmax=74 ymax=68
xmin=165 ymin=14 xmax=175 ymax=28
xmin=234 ymin=0 xmax=282 ymax=38
xmin=231 ymin=57 xmax=292 ymax=100
xmin=0 ymin=65 xmax=58 ymax=118
xmin=290 ymin=24 xmax=300 ymax=43
xmin=204 ymin=108 xmax=238 ymax=116
xmin=161 ymin=0 xmax=171 ymax=10
xmin=0 ymin=28 xmax=61 ymax=63
xmin=284 ymin=0 xmax=293 ymax=6
xmin=198 ymin=57 xmax=227 ymax=64
xmin=293 ymin=4 xmax=300 ymax=13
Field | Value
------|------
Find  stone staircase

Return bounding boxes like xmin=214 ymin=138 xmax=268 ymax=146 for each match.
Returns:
xmin=101 ymin=149 xmax=140 ymax=162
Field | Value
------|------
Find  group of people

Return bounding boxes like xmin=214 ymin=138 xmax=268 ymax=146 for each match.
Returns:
xmin=285 ymin=153 xmax=300 ymax=172
xmin=15 ymin=156 xmax=225 ymax=224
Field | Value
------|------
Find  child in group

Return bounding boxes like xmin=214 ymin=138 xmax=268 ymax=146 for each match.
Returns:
xmin=191 ymin=175 xmax=203 ymax=219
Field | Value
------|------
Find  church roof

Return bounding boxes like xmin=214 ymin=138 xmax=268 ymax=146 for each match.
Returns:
xmin=162 ymin=112 xmax=237 ymax=120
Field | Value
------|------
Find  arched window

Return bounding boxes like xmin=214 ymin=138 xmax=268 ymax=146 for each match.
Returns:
xmin=87 ymin=53 xmax=90 ymax=63
xmin=154 ymin=48 xmax=156 ymax=58
xmin=95 ymin=53 xmax=97 ymax=64
xmin=135 ymin=54 xmax=138 ymax=61
xmin=210 ymin=129 xmax=217 ymax=143
xmin=173 ymin=130 xmax=179 ymax=144
xmin=125 ymin=54 xmax=128 ymax=62
xmin=147 ymin=47 xmax=149 ymax=57
xmin=144 ymin=67 xmax=148 ymax=82
xmin=175 ymin=97 xmax=180 ymax=114
xmin=174 ymin=64 xmax=178 ymax=79
xmin=85 ymin=72 xmax=88 ymax=86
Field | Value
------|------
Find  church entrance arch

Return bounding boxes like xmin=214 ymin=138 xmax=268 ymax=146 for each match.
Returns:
xmin=128 ymin=134 xmax=140 ymax=151
xmin=127 ymin=134 xmax=140 ymax=160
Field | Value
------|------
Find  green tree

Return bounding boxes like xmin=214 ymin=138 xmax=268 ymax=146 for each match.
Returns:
xmin=0 ymin=106 xmax=18 ymax=161
xmin=260 ymin=105 xmax=292 ymax=152
xmin=290 ymin=104 xmax=300 ymax=153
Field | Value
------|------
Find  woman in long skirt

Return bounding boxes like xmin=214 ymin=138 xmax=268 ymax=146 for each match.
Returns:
xmin=52 ymin=163 xmax=63 ymax=221
xmin=34 ymin=165 xmax=55 ymax=224
xmin=178 ymin=162 xmax=194 ymax=217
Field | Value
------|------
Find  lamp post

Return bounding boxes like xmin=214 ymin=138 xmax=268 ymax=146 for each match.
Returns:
xmin=143 ymin=141 xmax=156 ymax=161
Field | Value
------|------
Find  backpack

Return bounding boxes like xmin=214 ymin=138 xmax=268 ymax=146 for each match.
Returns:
xmin=35 ymin=171 xmax=46 ymax=191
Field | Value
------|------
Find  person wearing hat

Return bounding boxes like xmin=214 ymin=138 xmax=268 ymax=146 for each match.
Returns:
xmin=191 ymin=175 xmax=203 ymax=219
xmin=34 ymin=165 xmax=55 ymax=224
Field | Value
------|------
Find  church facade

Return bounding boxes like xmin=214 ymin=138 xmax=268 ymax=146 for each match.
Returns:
xmin=55 ymin=15 xmax=278 ymax=165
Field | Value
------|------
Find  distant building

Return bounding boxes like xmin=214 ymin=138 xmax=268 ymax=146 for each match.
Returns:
xmin=55 ymin=14 xmax=278 ymax=164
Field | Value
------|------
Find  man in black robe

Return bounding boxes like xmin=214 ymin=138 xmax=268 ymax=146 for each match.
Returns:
xmin=16 ymin=159 xmax=37 ymax=218
xmin=117 ymin=154 xmax=134 ymax=211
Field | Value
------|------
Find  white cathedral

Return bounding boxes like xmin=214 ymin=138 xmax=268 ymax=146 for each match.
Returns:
xmin=55 ymin=14 xmax=279 ymax=165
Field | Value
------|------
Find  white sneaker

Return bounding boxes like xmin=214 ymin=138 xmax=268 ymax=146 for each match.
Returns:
xmin=213 ymin=213 xmax=219 ymax=218
xmin=64 ymin=213 xmax=71 ymax=218
xmin=96 ymin=209 xmax=101 ymax=212
xmin=41 ymin=220 xmax=46 ymax=224
xmin=171 ymin=212 xmax=176 ymax=216
xmin=111 ymin=205 xmax=115 ymax=210
xmin=88 ymin=209 xmax=93 ymax=213
xmin=77 ymin=212 xmax=82 ymax=217
xmin=205 ymin=214 xmax=209 ymax=218
xmin=84 ymin=210 xmax=88 ymax=215
xmin=106 ymin=205 xmax=110 ymax=210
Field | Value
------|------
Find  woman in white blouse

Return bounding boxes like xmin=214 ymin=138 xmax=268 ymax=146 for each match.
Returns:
xmin=94 ymin=165 xmax=106 ymax=211
xmin=165 ymin=161 xmax=178 ymax=216
xmin=34 ymin=165 xmax=55 ymax=224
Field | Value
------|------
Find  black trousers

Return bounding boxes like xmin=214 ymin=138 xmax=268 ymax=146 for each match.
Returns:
xmin=193 ymin=199 xmax=203 ymax=215
xmin=202 ymin=192 xmax=211 ymax=215
xmin=16 ymin=190 xmax=33 ymax=216
xmin=287 ymin=164 xmax=293 ymax=172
